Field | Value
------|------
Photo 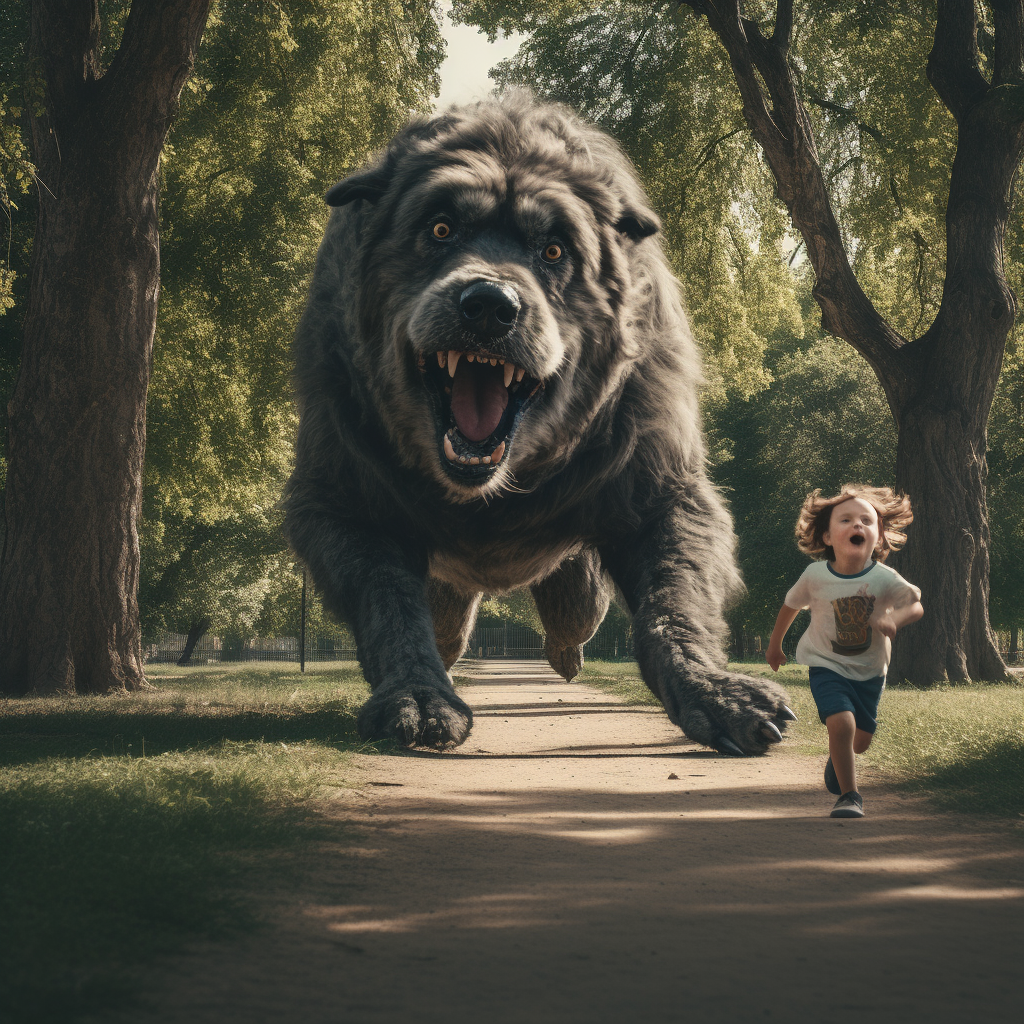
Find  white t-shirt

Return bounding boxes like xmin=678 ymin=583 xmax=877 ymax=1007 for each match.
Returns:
xmin=784 ymin=560 xmax=921 ymax=681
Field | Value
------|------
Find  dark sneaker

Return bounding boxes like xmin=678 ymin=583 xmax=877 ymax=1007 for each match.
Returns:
xmin=830 ymin=791 xmax=864 ymax=818
xmin=824 ymin=756 xmax=841 ymax=795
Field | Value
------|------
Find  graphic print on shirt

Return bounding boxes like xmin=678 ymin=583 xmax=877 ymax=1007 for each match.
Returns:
xmin=831 ymin=585 xmax=875 ymax=655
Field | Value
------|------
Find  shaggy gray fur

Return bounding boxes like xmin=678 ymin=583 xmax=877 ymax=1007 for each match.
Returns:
xmin=284 ymin=92 xmax=791 ymax=753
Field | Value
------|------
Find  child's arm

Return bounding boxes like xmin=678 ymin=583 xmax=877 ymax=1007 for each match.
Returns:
xmin=874 ymin=599 xmax=924 ymax=640
xmin=766 ymin=604 xmax=800 ymax=671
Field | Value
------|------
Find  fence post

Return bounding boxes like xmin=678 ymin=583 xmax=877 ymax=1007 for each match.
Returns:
xmin=300 ymin=568 xmax=306 ymax=673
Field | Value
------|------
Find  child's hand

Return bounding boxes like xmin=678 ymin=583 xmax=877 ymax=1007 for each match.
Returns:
xmin=874 ymin=613 xmax=898 ymax=641
xmin=873 ymin=601 xmax=924 ymax=641
xmin=766 ymin=644 xmax=787 ymax=671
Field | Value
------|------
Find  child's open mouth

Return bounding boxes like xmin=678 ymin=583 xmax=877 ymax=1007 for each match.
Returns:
xmin=851 ymin=535 xmax=865 ymax=546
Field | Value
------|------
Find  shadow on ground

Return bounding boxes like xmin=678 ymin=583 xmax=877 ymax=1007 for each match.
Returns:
xmin=0 ymin=704 xmax=364 ymax=765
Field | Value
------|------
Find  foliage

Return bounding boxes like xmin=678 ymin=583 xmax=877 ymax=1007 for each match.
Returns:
xmin=0 ymin=2 xmax=31 ymax=319
xmin=137 ymin=0 xmax=445 ymax=641
xmin=477 ymin=587 xmax=544 ymax=631
xmin=0 ymin=1 xmax=33 ymax=497
xmin=0 ymin=2 xmax=445 ymax=638
xmin=715 ymin=336 xmax=898 ymax=632
xmin=452 ymin=0 xmax=1024 ymax=642
xmin=452 ymin=0 xmax=802 ymax=417
xmin=3 ymin=0 xmax=1022 ymax=646
xmin=447 ymin=1 xmax=972 ymax=384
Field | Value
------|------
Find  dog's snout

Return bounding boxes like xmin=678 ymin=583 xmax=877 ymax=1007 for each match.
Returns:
xmin=459 ymin=281 xmax=521 ymax=337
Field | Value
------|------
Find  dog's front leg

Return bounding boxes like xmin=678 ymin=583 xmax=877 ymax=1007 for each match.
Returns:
xmin=289 ymin=511 xmax=472 ymax=748
xmin=602 ymin=502 xmax=795 ymax=755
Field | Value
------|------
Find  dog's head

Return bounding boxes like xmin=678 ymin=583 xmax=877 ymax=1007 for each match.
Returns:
xmin=322 ymin=91 xmax=666 ymax=501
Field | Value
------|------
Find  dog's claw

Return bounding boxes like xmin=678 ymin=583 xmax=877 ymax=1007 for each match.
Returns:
xmin=716 ymin=736 xmax=745 ymax=756
xmin=761 ymin=720 xmax=784 ymax=743
xmin=778 ymin=704 xmax=797 ymax=721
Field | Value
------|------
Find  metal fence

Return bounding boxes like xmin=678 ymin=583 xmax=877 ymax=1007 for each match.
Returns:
xmin=148 ymin=615 xmax=635 ymax=666
xmin=147 ymin=622 xmax=1023 ymax=667
xmin=465 ymin=621 xmax=634 ymax=660
xmin=146 ymin=631 xmax=357 ymax=665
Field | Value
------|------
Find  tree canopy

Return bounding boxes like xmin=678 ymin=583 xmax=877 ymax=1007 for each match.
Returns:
xmin=452 ymin=0 xmax=1024 ymax=677
xmin=2 ymin=0 xmax=1023 ymax=670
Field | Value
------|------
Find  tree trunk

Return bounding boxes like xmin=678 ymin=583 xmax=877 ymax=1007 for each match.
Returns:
xmin=1009 ymin=626 xmax=1018 ymax=663
xmin=889 ymin=404 xmax=1006 ymax=682
xmin=0 ymin=0 xmax=210 ymax=695
xmin=890 ymin=21 xmax=1022 ymax=683
xmin=176 ymin=616 xmax=212 ymax=667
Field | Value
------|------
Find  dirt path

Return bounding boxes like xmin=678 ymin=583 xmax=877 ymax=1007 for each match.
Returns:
xmin=134 ymin=661 xmax=1022 ymax=1024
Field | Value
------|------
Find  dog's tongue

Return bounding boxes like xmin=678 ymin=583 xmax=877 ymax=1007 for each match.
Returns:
xmin=451 ymin=361 xmax=508 ymax=442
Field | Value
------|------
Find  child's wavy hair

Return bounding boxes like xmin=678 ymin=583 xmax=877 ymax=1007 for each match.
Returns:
xmin=796 ymin=484 xmax=913 ymax=563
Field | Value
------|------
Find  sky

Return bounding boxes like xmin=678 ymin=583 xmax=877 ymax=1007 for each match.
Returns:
xmin=433 ymin=5 xmax=528 ymax=110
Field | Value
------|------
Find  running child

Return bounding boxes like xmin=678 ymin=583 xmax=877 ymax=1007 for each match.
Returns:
xmin=766 ymin=485 xmax=923 ymax=818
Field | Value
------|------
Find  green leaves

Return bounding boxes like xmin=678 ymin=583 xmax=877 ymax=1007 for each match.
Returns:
xmin=140 ymin=1 xmax=446 ymax=640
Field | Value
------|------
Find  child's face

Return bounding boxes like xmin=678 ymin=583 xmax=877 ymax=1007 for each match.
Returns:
xmin=824 ymin=497 xmax=880 ymax=567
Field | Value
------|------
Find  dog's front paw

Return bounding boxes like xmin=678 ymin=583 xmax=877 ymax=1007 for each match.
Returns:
xmin=357 ymin=684 xmax=473 ymax=748
xmin=660 ymin=669 xmax=796 ymax=756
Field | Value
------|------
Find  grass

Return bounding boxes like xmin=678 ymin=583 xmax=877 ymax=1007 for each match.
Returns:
xmin=5 ymin=657 xmax=1020 ymax=1020
xmin=0 ymin=663 xmax=374 ymax=1024
xmin=581 ymin=660 xmax=1024 ymax=821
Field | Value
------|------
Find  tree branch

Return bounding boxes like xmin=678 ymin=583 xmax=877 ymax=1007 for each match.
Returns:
xmin=29 ymin=0 xmax=102 ymax=135
xmin=992 ymin=0 xmax=1024 ymax=86
xmin=105 ymin=0 xmax=212 ymax=137
xmin=806 ymin=95 xmax=894 ymax=149
xmin=681 ymin=0 xmax=912 ymax=411
xmin=687 ymin=125 xmax=746 ymax=178
xmin=927 ymin=0 xmax=989 ymax=120
xmin=771 ymin=0 xmax=793 ymax=51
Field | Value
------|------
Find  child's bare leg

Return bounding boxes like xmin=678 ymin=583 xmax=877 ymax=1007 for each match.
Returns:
xmin=825 ymin=711 xmax=858 ymax=793
xmin=853 ymin=728 xmax=873 ymax=755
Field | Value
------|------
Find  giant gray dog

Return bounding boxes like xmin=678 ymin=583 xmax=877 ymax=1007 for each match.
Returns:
xmin=284 ymin=92 xmax=793 ymax=754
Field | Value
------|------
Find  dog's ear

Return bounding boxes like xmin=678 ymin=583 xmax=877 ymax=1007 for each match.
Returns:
xmin=325 ymin=165 xmax=391 ymax=207
xmin=615 ymin=206 xmax=660 ymax=240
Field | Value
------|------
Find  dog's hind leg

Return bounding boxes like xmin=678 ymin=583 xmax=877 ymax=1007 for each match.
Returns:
xmin=428 ymin=579 xmax=481 ymax=671
xmin=531 ymin=549 xmax=610 ymax=681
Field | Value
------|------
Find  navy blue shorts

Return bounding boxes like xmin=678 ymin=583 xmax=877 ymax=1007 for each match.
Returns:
xmin=808 ymin=667 xmax=885 ymax=733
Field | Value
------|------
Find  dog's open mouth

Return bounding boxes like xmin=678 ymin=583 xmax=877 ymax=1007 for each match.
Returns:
xmin=418 ymin=348 xmax=544 ymax=479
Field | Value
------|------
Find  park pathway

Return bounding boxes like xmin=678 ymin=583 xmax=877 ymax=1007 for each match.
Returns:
xmin=134 ymin=660 xmax=1022 ymax=1024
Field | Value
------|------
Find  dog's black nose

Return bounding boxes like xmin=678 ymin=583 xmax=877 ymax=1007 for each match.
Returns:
xmin=459 ymin=281 xmax=521 ymax=337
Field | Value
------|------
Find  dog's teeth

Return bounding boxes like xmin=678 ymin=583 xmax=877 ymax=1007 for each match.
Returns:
xmin=503 ymin=362 xmax=514 ymax=388
xmin=515 ymin=366 xmax=526 ymax=382
xmin=443 ymin=434 xmax=457 ymax=462
xmin=447 ymin=350 xmax=462 ymax=378
xmin=469 ymin=456 xmax=480 ymax=465
xmin=490 ymin=441 xmax=506 ymax=465
xmin=489 ymin=357 xmax=497 ymax=366
xmin=482 ymin=455 xmax=491 ymax=464
xmin=436 ymin=351 xmax=445 ymax=368
xmin=466 ymin=352 xmax=475 ymax=363
xmin=459 ymin=455 xmax=468 ymax=464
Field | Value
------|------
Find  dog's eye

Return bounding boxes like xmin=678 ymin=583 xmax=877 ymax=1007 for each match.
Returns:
xmin=542 ymin=243 xmax=563 ymax=263
xmin=432 ymin=221 xmax=453 ymax=240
